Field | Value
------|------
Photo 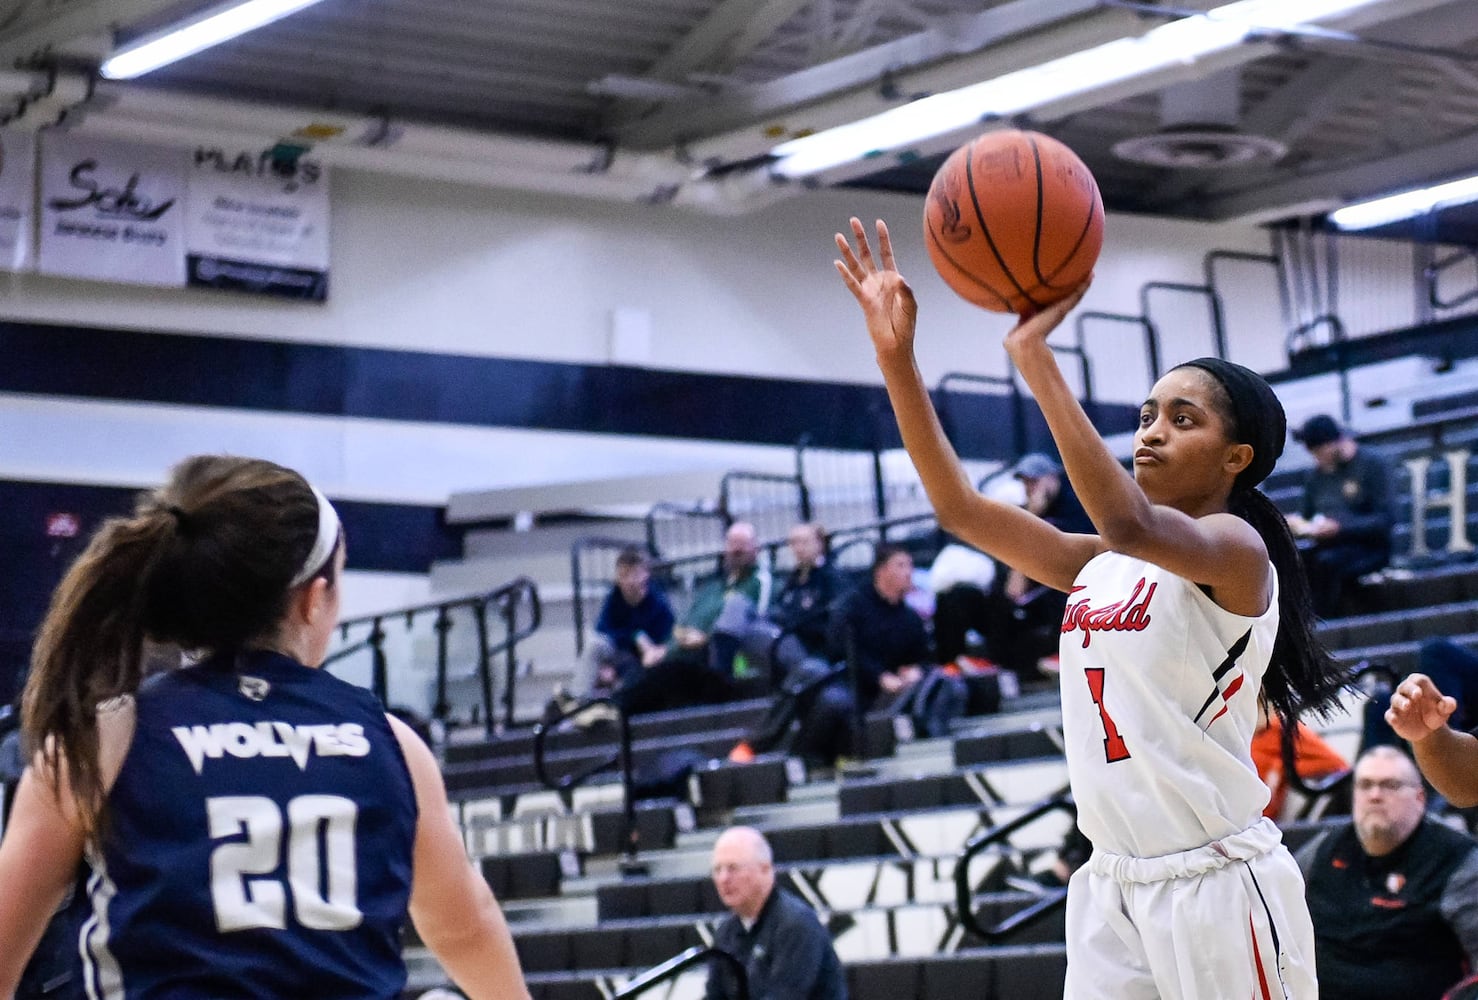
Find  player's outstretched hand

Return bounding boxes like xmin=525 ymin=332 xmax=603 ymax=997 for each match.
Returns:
xmin=835 ymin=218 xmax=919 ymax=366
xmin=1003 ymin=278 xmax=1091 ymax=360
xmin=1386 ymin=672 xmax=1459 ymax=743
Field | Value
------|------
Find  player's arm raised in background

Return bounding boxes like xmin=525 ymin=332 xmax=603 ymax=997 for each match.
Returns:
xmin=835 ymin=218 xmax=1101 ymax=593
xmin=391 ymin=715 xmax=531 ymax=1000
xmin=1387 ymin=674 xmax=1478 ymax=807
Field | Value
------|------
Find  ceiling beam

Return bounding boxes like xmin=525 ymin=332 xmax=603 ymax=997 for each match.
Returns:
xmin=646 ymin=0 xmax=812 ymax=82
xmin=0 ymin=0 xmax=180 ymax=67
xmin=1203 ymin=127 xmax=1478 ymax=221
xmin=612 ymin=0 xmax=1108 ymax=149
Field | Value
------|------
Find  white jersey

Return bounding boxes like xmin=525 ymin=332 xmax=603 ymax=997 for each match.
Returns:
xmin=1059 ymin=550 xmax=1278 ymax=858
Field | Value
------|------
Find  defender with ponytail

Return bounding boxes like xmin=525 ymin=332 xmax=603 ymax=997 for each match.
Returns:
xmin=837 ymin=217 xmax=1340 ymax=1000
xmin=0 ymin=455 xmax=529 ymax=1000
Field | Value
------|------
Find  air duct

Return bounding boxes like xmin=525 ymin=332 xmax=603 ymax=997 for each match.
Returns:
xmin=1111 ymin=70 xmax=1287 ymax=169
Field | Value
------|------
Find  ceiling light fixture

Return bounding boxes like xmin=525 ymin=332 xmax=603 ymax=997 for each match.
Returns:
xmin=1328 ymin=173 xmax=1478 ymax=231
xmin=769 ymin=0 xmax=1393 ymax=179
xmin=100 ymin=0 xmax=329 ymax=80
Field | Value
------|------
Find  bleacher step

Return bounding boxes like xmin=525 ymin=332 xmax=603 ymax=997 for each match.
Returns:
xmin=727 ymin=794 xmax=839 ymax=830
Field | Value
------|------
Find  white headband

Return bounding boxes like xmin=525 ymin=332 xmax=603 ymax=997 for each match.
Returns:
xmin=289 ymin=484 xmax=341 ymax=588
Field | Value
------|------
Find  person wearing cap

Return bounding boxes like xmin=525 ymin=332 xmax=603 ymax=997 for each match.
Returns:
xmin=1289 ymin=414 xmax=1396 ymax=617
xmin=978 ymin=453 xmax=1094 ymax=685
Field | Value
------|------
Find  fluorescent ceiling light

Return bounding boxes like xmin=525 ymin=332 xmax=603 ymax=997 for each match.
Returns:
xmin=770 ymin=0 xmax=1390 ymax=178
xmin=100 ymin=0 xmax=329 ymax=80
xmin=1328 ymin=174 xmax=1478 ymax=231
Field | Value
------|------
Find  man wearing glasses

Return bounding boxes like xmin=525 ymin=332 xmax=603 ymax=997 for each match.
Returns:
xmin=1296 ymin=746 xmax=1478 ymax=1000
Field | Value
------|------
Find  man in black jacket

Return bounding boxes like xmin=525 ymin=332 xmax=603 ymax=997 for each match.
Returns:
xmin=706 ymin=826 xmax=846 ymax=1000
xmin=1288 ymin=414 xmax=1395 ymax=617
xmin=1297 ymin=746 xmax=1478 ymax=1000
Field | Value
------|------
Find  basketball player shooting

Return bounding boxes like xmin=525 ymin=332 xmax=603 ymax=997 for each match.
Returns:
xmin=836 ymin=218 xmax=1347 ymax=999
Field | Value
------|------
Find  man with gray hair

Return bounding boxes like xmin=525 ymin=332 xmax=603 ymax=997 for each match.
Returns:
xmin=1296 ymin=745 xmax=1478 ymax=1000
xmin=706 ymin=826 xmax=846 ymax=1000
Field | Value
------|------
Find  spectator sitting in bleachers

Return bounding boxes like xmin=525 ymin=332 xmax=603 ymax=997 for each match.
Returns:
xmin=1251 ymin=697 xmax=1348 ymax=823
xmin=617 ymin=521 xmax=770 ymax=715
xmin=706 ymin=826 xmax=847 ymax=1000
xmin=978 ymin=453 xmax=1094 ymax=686
xmin=1297 ymin=746 xmax=1478 ymax=1000
xmin=767 ymin=521 xmax=840 ymax=668
xmin=730 ymin=544 xmax=956 ymax=766
xmin=554 ymin=548 xmax=674 ymax=719
xmin=1288 ymin=414 xmax=1396 ymax=618
xmin=925 ymin=532 xmax=996 ymax=666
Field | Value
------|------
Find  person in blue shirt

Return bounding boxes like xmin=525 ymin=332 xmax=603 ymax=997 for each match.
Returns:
xmin=0 ymin=455 xmax=529 ymax=1000
xmin=584 ymin=547 xmax=676 ymax=693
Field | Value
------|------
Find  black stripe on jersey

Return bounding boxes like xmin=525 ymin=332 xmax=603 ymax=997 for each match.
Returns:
xmin=1246 ymin=863 xmax=1286 ymax=981
xmin=1213 ymin=629 xmax=1253 ymax=683
xmin=1192 ymin=628 xmax=1253 ymax=726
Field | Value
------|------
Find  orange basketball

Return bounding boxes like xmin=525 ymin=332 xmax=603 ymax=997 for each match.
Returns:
xmin=923 ymin=129 xmax=1103 ymax=314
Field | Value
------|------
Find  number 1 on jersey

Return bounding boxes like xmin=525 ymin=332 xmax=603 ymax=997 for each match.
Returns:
xmin=1084 ymin=668 xmax=1131 ymax=762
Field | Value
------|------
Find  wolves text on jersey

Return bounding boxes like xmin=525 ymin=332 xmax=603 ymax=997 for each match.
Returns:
xmin=1061 ymin=577 xmax=1156 ymax=648
xmin=172 ymin=721 xmax=371 ymax=774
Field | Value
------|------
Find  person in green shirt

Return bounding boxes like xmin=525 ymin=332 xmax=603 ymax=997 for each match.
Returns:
xmin=617 ymin=521 xmax=772 ymax=714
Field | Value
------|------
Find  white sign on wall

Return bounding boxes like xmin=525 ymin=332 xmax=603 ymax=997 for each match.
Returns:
xmin=186 ymin=145 xmax=330 ymax=301
xmin=37 ymin=133 xmax=186 ymax=287
xmin=0 ymin=130 xmax=35 ymax=272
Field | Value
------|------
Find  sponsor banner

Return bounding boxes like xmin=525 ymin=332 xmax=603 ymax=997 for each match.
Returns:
xmin=187 ymin=145 xmax=329 ymax=301
xmin=0 ymin=130 xmax=35 ymax=272
xmin=37 ymin=133 xmax=186 ymax=287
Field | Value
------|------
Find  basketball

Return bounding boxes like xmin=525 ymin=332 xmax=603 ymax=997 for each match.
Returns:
xmin=923 ymin=129 xmax=1104 ymax=314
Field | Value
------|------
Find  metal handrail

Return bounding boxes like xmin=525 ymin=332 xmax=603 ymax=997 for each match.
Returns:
xmin=1205 ymin=249 xmax=1288 ymax=336
xmin=323 ymin=576 xmax=540 ymax=734
xmin=1141 ymin=280 xmax=1229 ymax=363
xmin=615 ymin=945 xmax=749 ymax=1000
xmin=936 ymin=371 xmax=1027 ymax=458
xmin=1427 ymin=247 xmax=1478 ymax=310
xmin=954 ymin=790 xmax=1076 ymax=942
xmin=1284 ymin=313 xmax=1352 ymax=421
xmin=532 ymin=695 xmax=641 ymax=869
xmin=718 ymin=469 xmax=809 ymax=527
xmin=1077 ymin=311 xmax=1159 ymax=391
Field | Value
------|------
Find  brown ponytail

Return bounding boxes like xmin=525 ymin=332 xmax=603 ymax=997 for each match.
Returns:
xmin=23 ymin=455 xmax=324 ymax=836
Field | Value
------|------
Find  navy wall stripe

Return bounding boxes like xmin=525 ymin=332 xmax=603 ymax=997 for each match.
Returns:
xmin=0 ymin=319 xmax=1136 ymax=455
xmin=0 ymin=478 xmax=454 ymax=649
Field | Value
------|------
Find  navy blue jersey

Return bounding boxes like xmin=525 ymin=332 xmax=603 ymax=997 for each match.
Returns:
xmin=81 ymin=651 xmax=418 ymax=1000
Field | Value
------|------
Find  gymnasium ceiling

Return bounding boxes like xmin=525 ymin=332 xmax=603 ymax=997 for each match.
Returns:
xmin=1 ymin=0 xmax=1477 ymax=238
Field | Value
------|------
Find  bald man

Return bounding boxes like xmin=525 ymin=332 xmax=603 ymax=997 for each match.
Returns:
xmin=618 ymin=521 xmax=772 ymax=715
xmin=706 ymin=827 xmax=846 ymax=1000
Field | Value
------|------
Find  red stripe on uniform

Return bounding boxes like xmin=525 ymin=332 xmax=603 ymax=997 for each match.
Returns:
xmin=1223 ymin=673 xmax=1245 ymax=700
xmin=1250 ymin=912 xmax=1273 ymax=1000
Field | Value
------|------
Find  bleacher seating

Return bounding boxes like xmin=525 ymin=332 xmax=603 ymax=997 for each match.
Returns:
xmin=397 ymin=414 xmax=1478 ymax=1000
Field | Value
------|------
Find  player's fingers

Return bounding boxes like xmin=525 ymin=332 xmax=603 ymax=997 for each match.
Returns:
xmin=850 ymin=217 xmax=876 ymax=269
xmin=834 ymin=260 xmax=864 ymax=299
xmin=835 ymin=233 xmax=863 ymax=276
xmin=877 ymin=220 xmax=897 ymax=272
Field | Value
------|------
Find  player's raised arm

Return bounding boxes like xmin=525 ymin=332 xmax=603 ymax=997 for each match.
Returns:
xmin=835 ymin=217 xmax=1100 ymax=593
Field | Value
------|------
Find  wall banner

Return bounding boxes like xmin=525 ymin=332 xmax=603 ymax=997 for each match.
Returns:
xmin=186 ymin=145 xmax=330 ymax=301
xmin=0 ymin=130 xmax=35 ymax=272
xmin=37 ymin=133 xmax=186 ymax=287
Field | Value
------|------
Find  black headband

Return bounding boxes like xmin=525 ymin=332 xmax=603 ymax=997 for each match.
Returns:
xmin=1174 ymin=357 xmax=1286 ymax=491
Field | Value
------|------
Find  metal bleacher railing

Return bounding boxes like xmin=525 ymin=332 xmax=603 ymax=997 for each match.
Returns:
xmin=953 ymin=790 xmax=1075 ymax=944
xmin=615 ymin=944 xmax=749 ymax=1000
xmin=531 ymin=694 xmax=646 ymax=874
xmin=323 ymin=576 xmax=540 ymax=736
